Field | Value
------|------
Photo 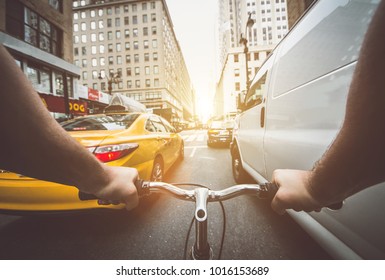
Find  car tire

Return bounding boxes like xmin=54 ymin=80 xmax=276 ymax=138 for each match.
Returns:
xmin=231 ymin=144 xmax=248 ymax=184
xmin=151 ymin=157 xmax=164 ymax=182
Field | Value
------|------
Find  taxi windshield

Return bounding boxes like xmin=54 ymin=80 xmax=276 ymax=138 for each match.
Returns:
xmin=61 ymin=114 xmax=140 ymax=131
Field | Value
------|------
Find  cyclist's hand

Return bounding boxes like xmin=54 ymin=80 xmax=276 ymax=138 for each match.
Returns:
xmin=271 ymin=169 xmax=322 ymax=215
xmin=93 ymin=166 xmax=139 ymax=210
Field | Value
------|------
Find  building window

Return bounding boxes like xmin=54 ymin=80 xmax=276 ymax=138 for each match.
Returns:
xmin=133 ymin=15 xmax=138 ymax=24
xmin=133 ymin=28 xmax=138 ymax=37
xmin=134 ymin=54 xmax=139 ymax=63
xmin=107 ymin=19 xmax=112 ymax=27
xmin=142 ymin=3 xmax=147 ymax=10
xmin=143 ymin=27 xmax=148 ymax=36
xmin=126 ymin=67 xmax=132 ymax=76
xmin=6 ymin=3 xmax=63 ymax=57
xmin=144 ymin=53 xmax=149 ymax=62
xmin=151 ymin=26 xmax=157 ymax=35
xmin=26 ymin=64 xmax=52 ymax=93
xmin=234 ymin=69 xmax=239 ymax=77
xmin=235 ymin=82 xmax=240 ymax=91
xmin=49 ymin=0 xmax=63 ymax=12
xmin=143 ymin=14 xmax=148 ymax=23
xmin=146 ymin=79 xmax=151 ymax=87
xmin=82 ymin=71 xmax=88 ymax=81
xmin=127 ymin=80 xmax=132 ymax=88
xmin=135 ymin=80 xmax=140 ymax=88
xmin=153 ymin=65 xmax=159 ymax=74
xmin=234 ymin=54 xmax=239 ymax=62
xmin=144 ymin=40 xmax=149 ymax=49
xmin=134 ymin=41 xmax=139 ymax=49
xmin=135 ymin=67 xmax=140 ymax=75
xmin=151 ymin=13 xmax=156 ymax=22
xmin=145 ymin=66 xmax=150 ymax=75
xmin=126 ymin=55 xmax=131 ymax=63
xmin=125 ymin=29 xmax=130 ymax=38
xmin=153 ymin=52 xmax=158 ymax=61
xmin=152 ymin=39 xmax=157 ymax=48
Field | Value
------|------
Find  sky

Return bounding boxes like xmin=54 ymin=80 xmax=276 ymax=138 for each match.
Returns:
xmin=165 ymin=0 xmax=219 ymax=120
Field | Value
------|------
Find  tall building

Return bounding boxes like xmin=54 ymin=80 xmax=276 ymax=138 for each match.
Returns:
xmin=215 ymin=0 xmax=289 ymax=115
xmin=0 ymin=0 xmax=84 ymax=121
xmin=72 ymin=0 xmax=195 ymax=122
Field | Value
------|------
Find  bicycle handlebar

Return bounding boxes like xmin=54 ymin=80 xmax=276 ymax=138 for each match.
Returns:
xmin=78 ymin=180 xmax=342 ymax=210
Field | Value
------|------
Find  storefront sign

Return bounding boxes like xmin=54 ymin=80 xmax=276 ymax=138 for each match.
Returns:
xmin=69 ymin=100 xmax=87 ymax=114
xmin=88 ymin=88 xmax=99 ymax=101
xmin=39 ymin=93 xmax=87 ymax=115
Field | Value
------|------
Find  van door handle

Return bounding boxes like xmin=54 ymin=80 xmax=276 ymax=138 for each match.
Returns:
xmin=260 ymin=107 xmax=265 ymax=128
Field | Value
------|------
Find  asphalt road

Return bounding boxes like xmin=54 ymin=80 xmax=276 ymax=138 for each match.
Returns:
xmin=0 ymin=129 xmax=331 ymax=260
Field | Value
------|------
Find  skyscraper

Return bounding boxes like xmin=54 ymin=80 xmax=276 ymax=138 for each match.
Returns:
xmin=73 ymin=0 xmax=195 ymax=122
xmin=216 ymin=0 xmax=289 ymax=115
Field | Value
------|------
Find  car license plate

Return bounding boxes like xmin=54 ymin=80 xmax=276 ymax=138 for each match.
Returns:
xmin=220 ymin=138 xmax=227 ymax=141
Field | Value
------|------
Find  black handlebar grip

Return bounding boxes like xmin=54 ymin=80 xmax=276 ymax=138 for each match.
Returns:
xmin=261 ymin=182 xmax=279 ymax=199
xmin=78 ymin=192 xmax=98 ymax=201
xmin=263 ymin=182 xmax=343 ymax=210
xmin=78 ymin=179 xmax=146 ymax=201
xmin=135 ymin=179 xmax=144 ymax=196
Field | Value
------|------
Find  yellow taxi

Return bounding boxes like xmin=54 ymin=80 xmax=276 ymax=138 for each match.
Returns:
xmin=0 ymin=112 xmax=184 ymax=213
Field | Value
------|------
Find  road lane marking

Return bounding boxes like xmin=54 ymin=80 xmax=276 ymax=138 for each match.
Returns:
xmin=184 ymin=145 xmax=207 ymax=157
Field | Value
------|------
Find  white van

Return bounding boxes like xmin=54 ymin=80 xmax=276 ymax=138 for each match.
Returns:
xmin=231 ymin=0 xmax=384 ymax=259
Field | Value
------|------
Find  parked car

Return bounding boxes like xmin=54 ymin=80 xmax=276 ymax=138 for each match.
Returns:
xmin=207 ymin=120 xmax=234 ymax=147
xmin=231 ymin=0 xmax=384 ymax=259
xmin=0 ymin=112 xmax=184 ymax=213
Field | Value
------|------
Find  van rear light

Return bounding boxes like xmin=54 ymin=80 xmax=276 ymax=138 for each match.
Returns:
xmin=92 ymin=143 xmax=139 ymax=162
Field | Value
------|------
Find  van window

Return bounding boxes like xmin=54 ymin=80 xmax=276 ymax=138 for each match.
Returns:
xmin=244 ymin=53 xmax=275 ymax=110
xmin=273 ymin=0 xmax=379 ymax=97
xmin=244 ymin=72 xmax=267 ymax=109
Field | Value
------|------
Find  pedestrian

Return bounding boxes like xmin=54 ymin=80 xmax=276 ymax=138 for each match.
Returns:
xmin=271 ymin=0 xmax=385 ymax=214
xmin=0 ymin=44 xmax=139 ymax=210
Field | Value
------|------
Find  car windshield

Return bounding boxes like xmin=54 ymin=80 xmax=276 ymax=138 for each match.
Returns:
xmin=210 ymin=120 xmax=234 ymax=129
xmin=61 ymin=114 xmax=140 ymax=131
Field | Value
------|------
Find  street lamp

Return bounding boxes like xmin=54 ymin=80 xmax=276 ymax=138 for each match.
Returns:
xmin=239 ymin=12 xmax=255 ymax=94
xmin=98 ymin=71 xmax=121 ymax=95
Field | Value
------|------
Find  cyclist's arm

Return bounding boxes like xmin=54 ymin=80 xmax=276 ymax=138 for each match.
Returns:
xmin=271 ymin=0 xmax=385 ymax=214
xmin=0 ymin=45 xmax=138 ymax=209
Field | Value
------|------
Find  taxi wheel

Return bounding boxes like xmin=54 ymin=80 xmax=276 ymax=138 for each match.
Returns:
xmin=151 ymin=157 xmax=164 ymax=182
